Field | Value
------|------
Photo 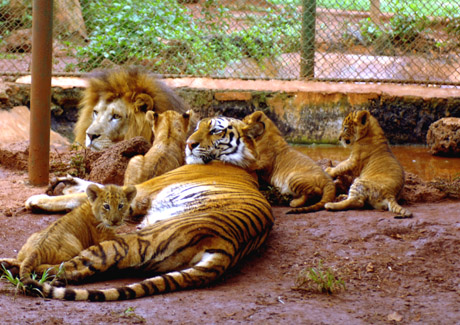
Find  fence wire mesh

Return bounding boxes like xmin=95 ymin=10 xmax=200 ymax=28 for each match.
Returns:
xmin=1 ymin=0 xmax=460 ymax=85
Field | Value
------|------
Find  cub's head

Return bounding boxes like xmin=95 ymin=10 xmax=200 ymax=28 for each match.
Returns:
xmin=74 ymin=67 xmax=188 ymax=151
xmin=146 ymin=109 xmax=194 ymax=141
xmin=339 ymin=110 xmax=384 ymax=146
xmin=185 ymin=116 xmax=263 ymax=169
xmin=86 ymin=184 xmax=137 ymax=228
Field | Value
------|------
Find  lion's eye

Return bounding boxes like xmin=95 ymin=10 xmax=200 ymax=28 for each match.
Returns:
xmin=112 ymin=114 xmax=122 ymax=120
xmin=93 ymin=111 xmax=98 ymax=118
xmin=118 ymin=203 xmax=124 ymax=210
xmin=103 ymin=203 xmax=110 ymax=210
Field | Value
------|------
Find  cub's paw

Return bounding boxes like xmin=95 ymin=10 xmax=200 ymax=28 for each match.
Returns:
xmin=324 ymin=167 xmax=335 ymax=177
xmin=0 ymin=259 xmax=20 ymax=278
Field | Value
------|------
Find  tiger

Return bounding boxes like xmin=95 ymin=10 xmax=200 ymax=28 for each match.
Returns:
xmin=0 ymin=184 xmax=136 ymax=281
xmin=242 ymin=111 xmax=336 ymax=214
xmin=123 ymin=109 xmax=194 ymax=185
xmin=22 ymin=116 xmax=273 ymax=301
xmin=324 ymin=110 xmax=412 ymax=218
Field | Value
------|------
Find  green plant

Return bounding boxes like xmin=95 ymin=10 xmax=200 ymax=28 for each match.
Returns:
xmin=294 ymin=260 xmax=346 ymax=294
xmin=1 ymin=263 xmax=65 ymax=297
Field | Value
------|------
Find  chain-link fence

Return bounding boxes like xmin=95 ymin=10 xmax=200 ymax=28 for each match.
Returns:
xmin=1 ymin=0 xmax=460 ymax=85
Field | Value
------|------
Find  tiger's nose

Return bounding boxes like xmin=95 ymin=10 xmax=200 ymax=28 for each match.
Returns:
xmin=87 ymin=133 xmax=101 ymax=142
xmin=186 ymin=140 xmax=199 ymax=151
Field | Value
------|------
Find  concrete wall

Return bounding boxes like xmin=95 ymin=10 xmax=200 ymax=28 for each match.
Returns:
xmin=4 ymin=78 xmax=460 ymax=144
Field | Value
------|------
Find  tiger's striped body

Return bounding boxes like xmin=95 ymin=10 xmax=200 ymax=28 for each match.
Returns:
xmin=324 ymin=110 xmax=412 ymax=218
xmin=23 ymin=117 xmax=273 ymax=301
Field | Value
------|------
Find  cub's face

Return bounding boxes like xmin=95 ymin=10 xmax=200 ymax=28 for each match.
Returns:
xmin=185 ymin=117 xmax=257 ymax=169
xmin=339 ymin=110 xmax=370 ymax=146
xmin=86 ymin=184 xmax=137 ymax=228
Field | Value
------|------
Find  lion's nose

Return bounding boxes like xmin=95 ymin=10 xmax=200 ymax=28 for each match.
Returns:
xmin=186 ymin=140 xmax=199 ymax=151
xmin=87 ymin=133 xmax=101 ymax=142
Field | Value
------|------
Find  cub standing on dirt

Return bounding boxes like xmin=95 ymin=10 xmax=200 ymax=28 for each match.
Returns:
xmin=124 ymin=109 xmax=194 ymax=185
xmin=324 ymin=110 xmax=412 ymax=218
xmin=242 ymin=111 xmax=336 ymax=214
xmin=0 ymin=184 xmax=136 ymax=281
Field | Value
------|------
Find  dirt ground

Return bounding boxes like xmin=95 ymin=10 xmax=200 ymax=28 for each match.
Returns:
xmin=0 ymin=148 xmax=459 ymax=324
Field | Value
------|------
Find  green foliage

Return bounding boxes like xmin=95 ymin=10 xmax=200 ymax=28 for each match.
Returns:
xmin=295 ymin=260 xmax=346 ymax=294
xmin=75 ymin=0 xmax=300 ymax=74
xmin=1 ymin=263 xmax=62 ymax=297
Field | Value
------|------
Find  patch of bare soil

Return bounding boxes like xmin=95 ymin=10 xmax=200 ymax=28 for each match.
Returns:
xmin=0 ymin=145 xmax=459 ymax=324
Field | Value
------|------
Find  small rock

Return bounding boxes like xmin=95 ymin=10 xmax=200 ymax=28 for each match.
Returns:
xmin=426 ymin=117 xmax=460 ymax=156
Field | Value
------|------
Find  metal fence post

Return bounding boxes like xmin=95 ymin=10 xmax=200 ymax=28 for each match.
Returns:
xmin=300 ymin=0 xmax=316 ymax=78
xmin=29 ymin=0 xmax=53 ymax=186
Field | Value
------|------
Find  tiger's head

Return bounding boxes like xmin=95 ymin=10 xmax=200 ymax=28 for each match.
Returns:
xmin=185 ymin=116 xmax=263 ymax=169
xmin=339 ymin=110 xmax=385 ymax=146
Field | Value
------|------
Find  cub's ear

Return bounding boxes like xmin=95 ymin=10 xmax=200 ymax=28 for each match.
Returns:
xmin=134 ymin=93 xmax=154 ymax=112
xmin=243 ymin=121 xmax=265 ymax=139
xmin=86 ymin=184 xmax=102 ymax=203
xmin=183 ymin=109 xmax=194 ymax=120
xmin=123 ymin=185 xmax=137 ymax=203
xmin=244 ymin=110 xmax=266 ymax=124
xmin=356 ymin=110 xmax=370 ymax=125
xmin=145 ymin=111 xmax=157 ymax=125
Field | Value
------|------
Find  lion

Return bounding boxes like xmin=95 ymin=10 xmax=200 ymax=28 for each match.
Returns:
xmin=324 ymin=110 xmax=412 ymax=218
xmin=74 ymin=66 xmax=190 ymax=150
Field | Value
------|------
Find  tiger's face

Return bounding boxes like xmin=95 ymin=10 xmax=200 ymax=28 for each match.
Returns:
xmin=185 ymin=116 xmax=259 ymax=169
xmin=339 ymin=110 xmax=371 ymax=146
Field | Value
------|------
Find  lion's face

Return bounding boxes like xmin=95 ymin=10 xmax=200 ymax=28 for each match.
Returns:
xmin=85 ymin=98 xmax=133 ymax=150
xmin=74 ymin=67 xmax=189 ymax=151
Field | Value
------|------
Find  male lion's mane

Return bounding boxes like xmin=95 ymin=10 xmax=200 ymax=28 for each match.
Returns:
xmin=74 ymin=66 xmax=189 ymax=147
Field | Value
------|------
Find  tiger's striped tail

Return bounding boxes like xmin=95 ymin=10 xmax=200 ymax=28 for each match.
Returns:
xmin=23 ymin=251 xmax=231 ymax=302
xmin=286 ymin=182 xmax=336 ymax=214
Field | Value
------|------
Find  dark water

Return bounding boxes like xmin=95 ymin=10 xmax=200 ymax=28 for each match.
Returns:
xmin=294 ymin=144 xmax=460 ymax=181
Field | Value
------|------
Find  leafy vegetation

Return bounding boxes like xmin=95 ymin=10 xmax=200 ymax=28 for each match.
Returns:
xmin=1 ymin=263 xmax=65 ymax=297
xmin=74 ymin=0 xmax=300 ymax=74
xmin=294 ymin=260 xmax=346 ymax=294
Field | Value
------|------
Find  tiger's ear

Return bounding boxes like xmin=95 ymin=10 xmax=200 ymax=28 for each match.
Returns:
xmin=134 ymin=93 xmax=154 ymax=112
xmin=123 ymin=185 xmax=137 ymax=203
xmin=356 ymin=110 xmax=370 ymax=126
xmin=243 ymin=121 xmax=265 ymax=139
xmin=86 ymin=184 xmax=102 ymax=203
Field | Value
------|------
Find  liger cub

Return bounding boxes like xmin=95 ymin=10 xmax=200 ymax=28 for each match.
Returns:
xmin=0 ymin=184 xmax=136 ymax=281
xmin=21 ymin=115 xmax=273 ymax=301
xmin=124 ymin=109 xmax=194 ymax=185
xmin=242 ymin=111 xmax=336 ymax=214
xmin=324 ymin=110 xmax=412 ymax=218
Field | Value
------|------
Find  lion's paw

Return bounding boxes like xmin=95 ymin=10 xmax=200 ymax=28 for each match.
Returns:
xmin=25 ymin=194 xmax=51 ymax=210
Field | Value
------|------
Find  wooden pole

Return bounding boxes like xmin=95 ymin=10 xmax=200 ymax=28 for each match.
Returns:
xmin=29 ymin=0 xmax=53 ymax=186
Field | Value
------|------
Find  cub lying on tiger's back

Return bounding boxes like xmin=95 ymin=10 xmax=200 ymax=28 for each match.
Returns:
xmin=324 ymin=110 xmax=412 ymax=218
xmin=242 ymin=111 xmax=336 ymax=214
xmin=0 ymin=184 xmax=136 ymax=281
xmin=124 ymin=109 xmax=194 ymax=185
